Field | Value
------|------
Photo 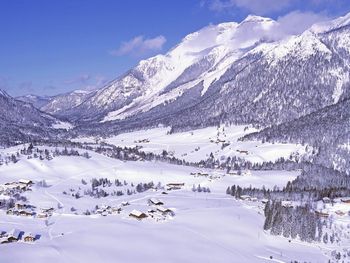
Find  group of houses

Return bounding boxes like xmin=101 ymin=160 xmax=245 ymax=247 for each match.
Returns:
xmin=315 ymin=197 xmax=350 ymax=218
xmin=6 ymin=202 xmax=54 ymax=219
xmin=129 ymin=197 xmax=175 ymax=221
xmin=0 ymin=179 xmax=33 ymax=196
xmin=0 ymin=229 xmax=37 ymax=244
xmin=95 ymin=205 xmax=122 ymax=216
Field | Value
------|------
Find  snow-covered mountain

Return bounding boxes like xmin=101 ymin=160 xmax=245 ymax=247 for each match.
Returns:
xmin=16 ymin=94 xmax=52 ymax=109
xmin=17 ymin=89 xmax=96 ymax=117
xmin=20 ymin=13 xmax=350 ymax=140
xmin=0 ymin=90 xmax=65 ymax=145
xmin=41 ymin=89 xmax=96 ymax=116
xmin=53 ymin=15 xmax=284 ymax=122
xmin=44 ymin=13 xmax=350 ymax=133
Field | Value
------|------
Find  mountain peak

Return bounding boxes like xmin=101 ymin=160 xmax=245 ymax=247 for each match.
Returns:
xmin=242 ymin=15 xmax=274 ymax=24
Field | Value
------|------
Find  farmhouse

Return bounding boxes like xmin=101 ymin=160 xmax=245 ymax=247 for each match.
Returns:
xmin=315 ymin=211 xmax=330 ymax=218
xmin=129 ymin=209 xmax=148 ymax=220
xmin=15 ymin=201 xmax=33 ymax=210
xmin=18 ymin=179 xmax=33 ymax=186
xmin=40 ymin=207 xmax=54 ymax=213
xmin=157 ymin=206 xmax=174 ymax=216
xmin=18 ymin=210 xmax=35 ymax=217
xmin=23 ymin=232 xmax=35 ymax=242
xmin=149 ymin=198 xmax=164 ymax=206
xmin=7 ymin=229 xmax=21 ymax=242
xmin=36 ymin=212 xmax=48 ymax=219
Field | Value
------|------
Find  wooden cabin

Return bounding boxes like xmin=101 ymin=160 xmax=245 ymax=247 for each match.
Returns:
xmin=315 ymin=211 xmax=330 ymax=218
xmin=7 ymin=229 xmax=21 ymax=242
xmin=19 ymin=210 xmax=35 ymax=217
xmin=23 ymin=232 xmax=35 ymax=242
xmin=149 ymin=198 xmax=164 ymax=206
xmin=157 ymin=206 xmax=174 ymax=215
xmin=36 ymin=213 xmax=48 ymax=219
xmin=129 ymin=210 xmax=148 ymax=220
xmin=18 ymin=179 xmax=33 ymax=186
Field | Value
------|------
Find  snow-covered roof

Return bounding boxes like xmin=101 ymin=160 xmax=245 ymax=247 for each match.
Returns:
xmin=157 ymin=206 xmax=172 ymax=213
xmin=18 ymin=179 xmax=32 ymax=184
xmin=129 ymin=209 xmax=146 ymax=218
xmin=149 ymin=198 xmax=163 ymax=204
xmin=23 ymin=232 xmax=34 ymax=238
xmin=8 ymin=229 xmax=21 ymax=239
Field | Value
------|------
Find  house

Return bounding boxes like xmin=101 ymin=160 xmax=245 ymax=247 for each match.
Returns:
xmin=112 ymin=207 xmax=122 ymax=214
xmin=148 ymin=208 xmax=157 ymax=213
xmin=7 ymin=229 xmax=21 ymax=242
xmin=166 ymin=183 xmax=185 ymax=190
xmin=19 ymin=210 xmax=35 ymax=217
xmin=197 ymin=172 xmax=209 ymax=177
xmin=36 ymin=213 xmax=48 ymax=219
xmin=121 ymin=201 xmax=130 ymax=207
xmin=149 ymin=198 xmax=164 ymax=206
xmin=315 ymin=211 xmax=329 ymax=218
xmin=23 ymin=232 xmax=35 ymax=242
xmin=40 ymin=207 xmax=54 ymax=213
xmin=18 ymin=179 xmax=33 ymax=186
xmin=6 ymin=209 xmax=18 ymax=216
xmin=240 ymin=195 xmax=251 ymax=201
xmin=157 ymin=206 xmax=174 ymax=215
xmin=15 ymin=201 xmax=28 ymax=210
xmin=129 ymin=210 xmax=148 ymax=220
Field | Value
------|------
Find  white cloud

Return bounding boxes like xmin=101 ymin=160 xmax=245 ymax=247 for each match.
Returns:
xmin=275 ymin=11 xmax=330 ymax=35
xmin=110 ymin=35 xmax=167 ymax=57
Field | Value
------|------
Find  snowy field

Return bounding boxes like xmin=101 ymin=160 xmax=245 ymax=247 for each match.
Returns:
xmin=0 ymin=145 xmax=330 ymax=263
xmin=73 ymin=125 xmax=308 ymax=163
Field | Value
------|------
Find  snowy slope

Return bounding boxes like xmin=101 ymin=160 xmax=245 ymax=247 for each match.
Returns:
xmin=73 ymin=125 xmax=309 ymax=164
xmin=0 ymin=146 xmax=329 ymax=263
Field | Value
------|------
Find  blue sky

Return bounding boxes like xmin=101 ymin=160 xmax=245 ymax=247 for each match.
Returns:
xmin=1 ymin=0 xmax=350 ymax=96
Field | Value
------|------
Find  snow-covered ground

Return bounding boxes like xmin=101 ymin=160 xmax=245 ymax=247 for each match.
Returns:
xmin=74 ymin=125 xmax=308 ymax=163
xmin=52 ymin=121 xmax=74 ymax=130
xmin=0 ymin=146 xmax=329 ymax=262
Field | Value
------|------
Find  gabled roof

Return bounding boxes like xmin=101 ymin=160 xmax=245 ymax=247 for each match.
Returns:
xmin=149 ymin=198 xmax=163 ymax=205
xmin=129 ymin=209 xmax=147 ymax=218
xmin=8 ymin=229 xmax=21 ymax=239
xmin=157 ymin=206 xmax=172 ymax=213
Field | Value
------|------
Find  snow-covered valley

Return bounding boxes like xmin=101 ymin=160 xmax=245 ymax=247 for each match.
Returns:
xmin=0 ymin=145 xmax=330 ymax=263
